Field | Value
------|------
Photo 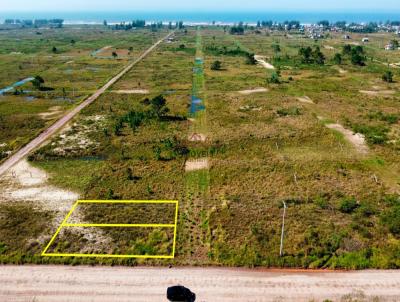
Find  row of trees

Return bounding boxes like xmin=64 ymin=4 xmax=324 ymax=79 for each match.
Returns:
xmin=298 ymin=46 xmax=325 ymax=65
xmin=105 ymin=20 xmax=184 ymax=30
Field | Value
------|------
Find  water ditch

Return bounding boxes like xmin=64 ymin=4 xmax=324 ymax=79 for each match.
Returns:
xmin=0 ymin=77 xmax=35 ymax=95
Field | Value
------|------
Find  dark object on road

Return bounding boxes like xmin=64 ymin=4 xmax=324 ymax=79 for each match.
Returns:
xmin=167 ymin=285 xmax=196 ymax=302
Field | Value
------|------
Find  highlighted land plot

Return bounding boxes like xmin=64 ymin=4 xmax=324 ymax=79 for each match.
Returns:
xmin=42 ymin=200 xmax=179 ymax=259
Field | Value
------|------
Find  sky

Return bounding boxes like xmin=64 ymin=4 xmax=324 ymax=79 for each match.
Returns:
xmin=1 ymin=0 xmax=400 ymax=12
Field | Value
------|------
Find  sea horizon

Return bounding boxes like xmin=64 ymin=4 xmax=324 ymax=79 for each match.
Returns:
xmin=1 ymin=11 xmax=400 ymax=24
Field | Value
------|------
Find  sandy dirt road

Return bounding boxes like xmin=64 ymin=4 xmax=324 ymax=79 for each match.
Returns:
xmin=1 ymin=266 xmax=400 ymax=302
xmin=0 ymin=32 xmax=174 ymax=178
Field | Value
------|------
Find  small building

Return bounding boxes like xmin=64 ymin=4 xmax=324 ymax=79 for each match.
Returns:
xmin=385 ymin=43 xmax=395 ymax=50
xmin=362 ymin=37 xmax=369 ymax=43
xmin=343 ymin=34 xmax=351 ymax=39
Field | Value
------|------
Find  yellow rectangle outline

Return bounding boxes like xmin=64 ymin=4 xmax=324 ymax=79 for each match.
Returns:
xmin=42 ymin=200 xmax=179 ymax=259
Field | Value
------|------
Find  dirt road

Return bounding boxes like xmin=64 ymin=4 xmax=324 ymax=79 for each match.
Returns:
xmin=1 ymin=266 xmax=400 ymax=302
xmin=0 ymin=32 xmax=174 ymax=178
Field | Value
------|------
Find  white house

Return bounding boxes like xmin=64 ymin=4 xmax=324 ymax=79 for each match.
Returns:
xmin=385 ymin=44 xmax=395 ymax=50
xmin=362 ymin=37 xmax=369 ymax=42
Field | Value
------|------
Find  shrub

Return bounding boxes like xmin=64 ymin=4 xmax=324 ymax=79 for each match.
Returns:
xmin=245 ymin=53 xmax=257 ymax=65
xmin=211 ymin=60 xmax=222 ymax=70
xmin=276 ymin=107 xmax=301 ymax=116
xmin=333 ymin=53 xmax=342 ymax=64
xmin=315 ymin=196 xmax=329 ymax=209
xmin=339 ymin=197 xmax=359 ymax=213
xmin=149 ymin=95 xmax=169 ymax=119
xmin=268 ymin=71 xmax=281 ymax=84
xmin=382 ymin=70 xmax=394 ymax=83
xmin=367 ymin=111 xmax=399 ymax=124
xmin=381 ymin=206 xmax=400 ymax=236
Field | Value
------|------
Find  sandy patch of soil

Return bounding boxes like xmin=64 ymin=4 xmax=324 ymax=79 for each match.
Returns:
xmin=113 ymin=89 xmax=149 ymax=94
xmin=188 ymin=133 xmax=207 ymax=142
xmin=337 ymin=67 xmax=347 ymax=74
xmin=38 ymin=106 xmax=63 ymax=120
xmin=325 ymin=123 xmax=368 ymax=154
xmin=359 ymin=90 xmax=395 ymax=96
xmin=0 ymin=159 xmax=78 ymax=214
xmin=389 ymin=62 xmax=400 ymax=68
xmin=0 ymin=159 xmax=111 ymax=246
xmin=51 ymin=115 xmax=104 ymax=156
xmin=238 ymin=87 xmax=268 ymax=95
xmin=297 ymin=96 xmax=314 ymax=104
xmin=66 ymin=60 xmax=74 ymax=64
xmin=254 ymin=55 xmax=275 ymax=69
xmin=185 ymin=158 xmax=209 ymax=171
xmin=324 ymin=45 xmax=335 ymax=50
xmin=239 ymin=105 xmax=262 ymax=111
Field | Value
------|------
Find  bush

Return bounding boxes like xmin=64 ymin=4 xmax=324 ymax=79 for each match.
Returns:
xmin=339 ymin=197 xmax=359 ymax=213
xmin=381 ymin=206 xmax=400 ymax=236
xmin=211 ymin=60 xmax=222 ymax=70
xmin=268 ymin=71 xmax=281 ymax=84
xmin=382 ymin=70 xmax=394 ymax=83
xmin=245 ymin=53 xmax=257 ymax=65
xmin=276 ymin=107 xmax=301 ymax=116
xmin=333 ymin=53 xmax=342 ymax=64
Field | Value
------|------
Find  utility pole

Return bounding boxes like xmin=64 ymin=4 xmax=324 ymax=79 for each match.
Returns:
xmin=280 ymin=201 xmax=287 ymax=257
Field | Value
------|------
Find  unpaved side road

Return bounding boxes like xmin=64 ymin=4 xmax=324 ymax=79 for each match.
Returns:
xmin=0 ymin=31 xmax=174 ymax=178
xmin=1 ymin=266 xmax=400 ymax=302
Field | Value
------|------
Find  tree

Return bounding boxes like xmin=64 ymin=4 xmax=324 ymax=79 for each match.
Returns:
xmin=103 ymin=20 xmax=107 ymax=26
xmin=312 ymin=46 xmax=325 ymax=65
xmin=32 ymin=75 xmax=44 ymax=90
xmin=382 ymin=70 xmax=394 ymax=83
xmin=351 ymin=52 xmax=366 ymax=66
xmin=70 ymin=39 xmax=75 ymax=45
xmin=318 ymin=20 xmax=330 ymax=28
xmin=112 ymin=51 xmax=118 ymax=59
xmin=299 ymin=46 xmax=313 ymax=63
xmin=211 ymin=60 xmax=222 ymax=70
xmin=52 ymin=46 xmax=57 ymax=53
xmin=342 ymin=44 xmax=352 ymax=55
xmin=150 ymin=95 xmax=169 ymax=118
xmin=333 ymin=53 xmax=342 ymax=64
xmin=390 ymin=40 xmax=399 ymax=48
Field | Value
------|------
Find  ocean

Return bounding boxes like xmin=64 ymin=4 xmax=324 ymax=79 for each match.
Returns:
xmin=0 ymin=11 xmax=400 ymax=25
